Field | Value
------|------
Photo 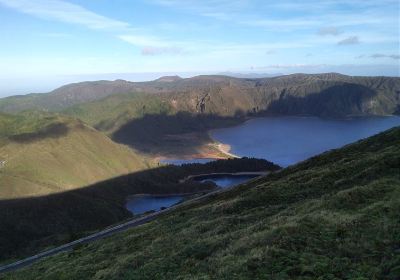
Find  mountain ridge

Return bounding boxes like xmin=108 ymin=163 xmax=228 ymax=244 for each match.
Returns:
xmin=0 ymin=73 xmax=399 ymax=117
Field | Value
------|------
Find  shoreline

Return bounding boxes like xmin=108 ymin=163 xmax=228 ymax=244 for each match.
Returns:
xmin=154 ymin=132 xmax=239 ymax=164
xmin=126 ymin=171 xmax=269 ymax=200
xmin=180 ymin=171 xmax=268 ymax=183
xmin=209 ymin=140 xmax=239 ymax=159
xmin=125 ymin=190 xmax=211 ymax=201
xmin=154 ymin=114 xmax=400 ymax=164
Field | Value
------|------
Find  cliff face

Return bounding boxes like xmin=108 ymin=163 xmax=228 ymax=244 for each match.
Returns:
xmin=1 ymin=73 xmax=399 ymax=118
xmin=153 ymin=74 xmax=400 ymax=117
xmin=152 ymin=74 xmax=399 ymax=118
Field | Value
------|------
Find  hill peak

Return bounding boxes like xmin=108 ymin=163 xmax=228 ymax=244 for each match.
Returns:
xmin=154 ymin=75 xmax=183 ymax=82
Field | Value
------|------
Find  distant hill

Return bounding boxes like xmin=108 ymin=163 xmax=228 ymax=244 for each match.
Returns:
xmin=0 ymin=80 xmax=140 ymax=112
xmin=1 ymin=73 xmax=399 ymax=158
xmin=1 ymin=73 xmax=399 ymax=118
xmin=154 ymin=75 xmax=183 ymax=82
xmin=5 ymin=126 xmax=399 ymax=279
xmin=57 ymin=73 xmax=400 ymax=130
xmin=0 ymin=112 xmax=149 ymax=199
xmin=216 ymin=71 xmax=283 ymax=78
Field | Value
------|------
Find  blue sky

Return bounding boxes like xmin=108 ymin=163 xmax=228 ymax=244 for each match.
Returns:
xmin=0 ymin=0 xmax=399 ymax=96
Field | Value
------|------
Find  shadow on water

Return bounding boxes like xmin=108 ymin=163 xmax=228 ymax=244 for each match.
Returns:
xmin=110 ymin=83 xmax=388 ymax=157
xmin=111 ymin=112 xmax=245 ymax=156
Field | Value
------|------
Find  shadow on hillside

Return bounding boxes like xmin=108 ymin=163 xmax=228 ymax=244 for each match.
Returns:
xmin=0 ymin=157 xmax=276 ymax=261
xmin=263 ymin=83 xmax=378 ymax=118
xmin=9 ymin=123 xmax=70 ymax=143
xmin=111 ymin=83 xmax=379 ymax=157
xmin=112 ymin=112 xmax=244 ymax=156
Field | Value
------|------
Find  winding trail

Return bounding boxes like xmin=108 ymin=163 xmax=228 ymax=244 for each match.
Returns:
xmin=0 ymin=172 xmax=265 ymax=274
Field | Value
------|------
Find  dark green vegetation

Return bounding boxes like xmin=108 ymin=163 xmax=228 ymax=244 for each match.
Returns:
xmin=0 ymin=112 xmax=149 ymax=198
xmin=5 ymin=127 xmax=400 ymax=279
xmin=0 ymin=80 xmax=141 ymax=113
xmin=1 ymin=73 xmax=399 ymax=158
xmin=0 ymin=157 xmax=275 ymax=264
xmin=60 ymin=73 xmax=400 ymax=156
xmin=112 ymin=112 xmax=242 ymax=156
xmin=1 ymin=74 xmax=399 ymax=119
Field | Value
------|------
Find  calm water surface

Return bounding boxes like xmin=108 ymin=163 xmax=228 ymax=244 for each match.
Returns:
xmin=210 ymin=116 xmax=400 ymax=167
xmin=129 ymin=116 xmax=400 ymax=214
xmin=126 ymin=174 xmax=259 ymax=214
xmin=126 ymin=195 xmax=183 ymax=215
xmin=195 ymin=174 xmax=259 ymax=188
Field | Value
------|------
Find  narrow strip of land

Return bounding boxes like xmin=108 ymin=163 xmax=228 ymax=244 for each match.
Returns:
xmin=180 ymin=171 xmax=268 ymax=183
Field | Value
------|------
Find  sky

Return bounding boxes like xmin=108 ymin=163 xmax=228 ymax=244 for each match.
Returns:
xmin=0 ymin=0 xmax=399 ymax=96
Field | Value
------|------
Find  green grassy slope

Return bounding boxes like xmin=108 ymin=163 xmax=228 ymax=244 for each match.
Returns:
xmin=6 ymin=127 xmax=400 ymax=279
xmin=63 ymin=92 xmax=172 ymax=133
xmin=55 ymin=74 xmax=400 ymax=159
xmin=0 ymin=112 xmax=149 ymax=199
xmin=1 ymin=74 xmax=399 ymax=159
xmin=1 ymin=74 xmax=399 ymax=120
xmin=0 ymin=158 xmax=275 ymax=264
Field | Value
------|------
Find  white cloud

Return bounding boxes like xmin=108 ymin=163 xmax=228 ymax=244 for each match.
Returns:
xmin=370 ymin=54 xmax=400 ymax=60
xmin=338 ymin=36 xmax=360 ymax=45
xmin=265 ymin=64 xmax=327 ymax=69
xmin=317 ymin=27 xmax=342 ymax=36
xmin=141 ymin=46 xmax=183 ymax=56
xmin=243 ymin=18 xmax=319 ymax=29
xmin=0 ymin=0 xmax=130 ymax=30
xmin=0 ymin=0 xmax=178 ymax=52
xmin=118 ymin=35 xmax=170 ymax=47
xmin=357 ymin=54 xmax=400 ymax=60
xmin=38 ymin=32 xmax=72 ymax=38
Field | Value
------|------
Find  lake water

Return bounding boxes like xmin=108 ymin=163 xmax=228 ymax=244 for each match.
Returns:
xmin=210 ymin=116 xmax=400 ymax=167
xmin=193 ymin=174 xmax=259 ymax=188
xmin=128 ymin=116 xmax=400 ymax=215
xmin=126 ymin=174 xmax=259 ymax=214
xmin=126 ymin=195 xmax=183 ymax=215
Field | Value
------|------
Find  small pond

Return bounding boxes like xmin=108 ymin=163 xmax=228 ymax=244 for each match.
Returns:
xmin=126 ymin=174 xmax=260 ymax=215
xmin=126 ymin=195 xmax=183 ymax=215
xmin=193 ymin=174 xmax=260 ymax=188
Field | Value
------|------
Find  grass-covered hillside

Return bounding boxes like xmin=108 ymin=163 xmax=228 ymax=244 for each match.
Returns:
xmin=63 ymin=92 xmax=173 ymax=133
xmin=0 ymin=158 xmax=275 ymax=264
xmin=1 ymin=74 xmax=399 ymax=119
xmin=0 ymin=112 xmax=149 ymax=199
xmin=6 ymin=127 xmax=400 ymax=279
xmin=58 ymin=74 xmax=399 ymax=157
xmin=1 ymin=74 xmax=398 ymax=158
xmin=62 ymin=74 xmax=400 ymax=131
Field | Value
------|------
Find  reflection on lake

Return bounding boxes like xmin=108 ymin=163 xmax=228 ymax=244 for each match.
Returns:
xmin=126 ymin=195 xmax=183 ymax=215
xmin=211 ymin=116 xmax=400 ymax=167
xmin=193 ymin=174 xmax=259 ymax=188
xmin=126 ymin=174 xmax=259 ymax=215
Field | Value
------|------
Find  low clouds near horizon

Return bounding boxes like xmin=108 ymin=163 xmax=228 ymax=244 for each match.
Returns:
xmin=338 ymin=36 xmax=360 ymax=45
xmin=317 ymin=26 xmax=342 ymax=36
xmin=357 ymin=54 xmax=400 ymax=60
